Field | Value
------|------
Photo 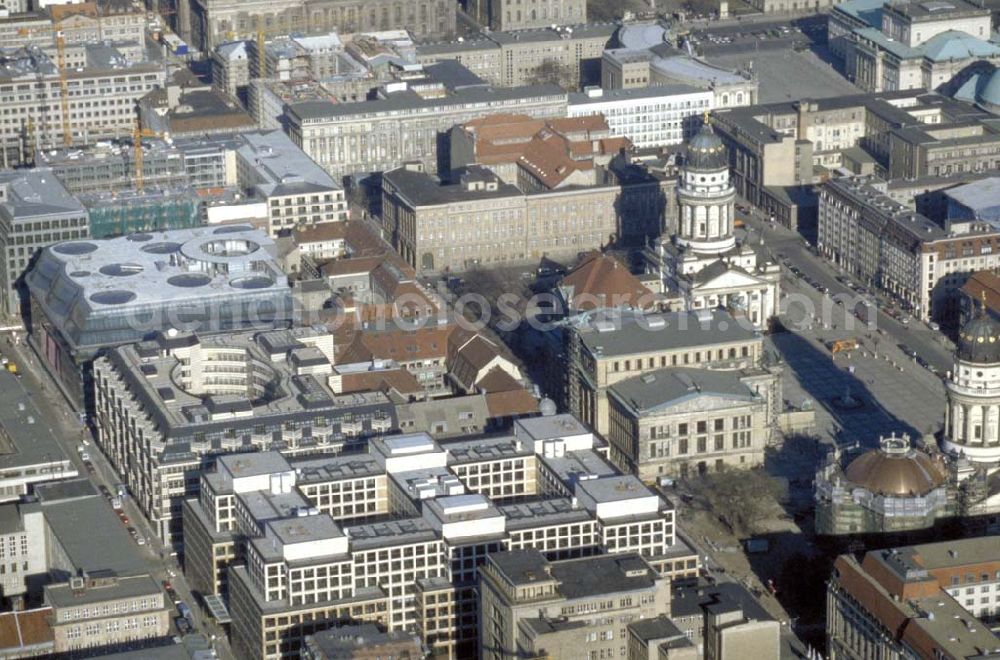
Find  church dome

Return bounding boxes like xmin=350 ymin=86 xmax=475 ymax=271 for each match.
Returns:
xmin=843 ymin=435 xmax=947 ymax=497
xmin=957 ymin=305 xmax=1000 ymax=364
xmin=685 ymin=121 xmax=727 ymax=171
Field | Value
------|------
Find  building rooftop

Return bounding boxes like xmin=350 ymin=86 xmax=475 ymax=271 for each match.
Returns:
xmin=943 ymin=176 xmax=1000 ymax=211
xmin=671 ymin=580 xmax=774 ymax=622
xmin=287 ymin=83 xmax=565 ymax=122
xmin=885 ymin=0 xmax=988 ymax=20
xmin=0 ymin=169 xmax=85 ymax=220
xmin=497 ymin=498 xmax=593 ymax=530
xmin=489 ymin=551 xmax=660 ymax=600
xmin=609 ymin=367 xmax=758 ymax=414
xmin=236 ymin=130 xmax=340 ymax=197
xmin=0 ymin=369 xmax=75 ymax=471
xmin=343 ymin=517 xmax=439 ymax=551
xmin=568 ymin=83 xmax=707 ymax=105
xmin=25 ymin=225 xmax=293 ymax=352
xmin=573 ymin=309 xmax=758 ymax=358
xmin=44 ymin=574 xmax=165 ymax=610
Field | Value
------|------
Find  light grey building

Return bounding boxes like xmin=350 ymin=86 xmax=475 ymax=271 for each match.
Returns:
xmin=0 ymin=169 xmax=89 ymax=318
xmin=285 ymin=83 xmax=567 ymax=179
xmin=33 ymin=141 xmax=189 ymax=195
xmin=25 ymin=225 xmax=295 ymax=407
xmin=0 ymin=502 xmax=46 ymax=600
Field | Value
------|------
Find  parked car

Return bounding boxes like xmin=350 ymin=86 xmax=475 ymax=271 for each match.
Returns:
xmin=83 ymin=461 xmax=95 ymax=475
xmin=898 ymin=344 xmax=917 ymax=358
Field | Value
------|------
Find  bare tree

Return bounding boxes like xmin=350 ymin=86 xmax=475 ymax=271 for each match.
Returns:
xmin=688 ymin=467 xmax=783 ymax=535
xmin=526 ymin=59 xmax=577 ymax=91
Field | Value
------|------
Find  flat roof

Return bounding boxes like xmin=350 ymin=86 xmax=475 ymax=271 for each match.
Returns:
xmin=943 ymin=176 xmax=1000 ymax=210
xmin=609 ymin=367 xmax=757 ymax=414
xmin=382 ymin=166 xmax=522 ymax=207
xmin=45 ymin=574 xmax=165 ymax=609
xmin=0 ymin=169 xmax=85 ymax=219
xmin=569 ymin=83 xmax=708 ymax=105
xmin=574 ymin=309 xmax=758 ymax=358
xmin=0 ymin=368 xmax=75 ymax=470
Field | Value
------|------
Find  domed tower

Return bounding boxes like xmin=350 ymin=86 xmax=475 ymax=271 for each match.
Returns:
xmin=942 ymin=299 xmax=1000 ymax=464
xmin=676 ymin=115 xmax=737 ymax=255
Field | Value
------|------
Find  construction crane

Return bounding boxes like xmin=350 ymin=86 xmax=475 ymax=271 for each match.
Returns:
xmin=133 ymin=120 xmax=166 ymax=192
xmin=256 ymin=15 xmax=266 ymax=80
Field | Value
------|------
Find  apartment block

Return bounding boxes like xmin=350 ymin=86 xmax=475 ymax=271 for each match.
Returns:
xmin=185 ymin=414 xmax=696 ymax=659
xmin=478 ymin=550 xmax=671 ymax=660
xmin=828 ymin=537 xmax=1000 ymax=659
xmin=285 ymin=83 xmax=567 ymax=179
xmin=93 ymin=327 xmax=395 ymax=544
xmin=818 ymin=175 xmax=1000 ymax=322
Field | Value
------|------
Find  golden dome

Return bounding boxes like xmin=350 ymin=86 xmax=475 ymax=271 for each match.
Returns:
xmin=843 ymin=435 xmax=947 ymax=497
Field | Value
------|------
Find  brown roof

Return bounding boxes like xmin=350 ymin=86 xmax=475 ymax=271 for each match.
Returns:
xmin=337 ymin=368 xmax=423 ymax=397
xmin=476 ymin=365 xmax=522 ymax=392
xmin=833 ymin=555 xmax=910 ymax=637
xmin=558 ymin=252 xmax=656 ymax=312
xmin=485 ymin=388 xmax=539 ymax=418
xmin=294 ymin=221 xmax=352 ymax=245
xmin=0 ymin=608 xmax=54 ymax=653
xmin=50 ymin=2 xmax=98 ymax=20
xmin=461 ymin=113 xmax=631 ymax=190
xmin=337 ymin=324 xmax=454 ymax=364
xmin=962 ymin=270 xmax=1000 ymax=314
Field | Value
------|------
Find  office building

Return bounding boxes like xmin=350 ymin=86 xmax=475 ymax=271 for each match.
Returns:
xmin=0 ymin=502 xmax=46 ymax=600
xmin=818 ymin=175 xmax=1000 ymax=321
xmin=184 ymin=414 xmax=697 ymax=659
xmin=478 ymin=550 xmax=671 ymax=660
xmin=94 ymin=327 xmax=395 ymax=543
xmin=669 ymin=580 xmax=781 ymax=660
xmin=563 ymin=308 xmax=771 ymax=436
xmin=44 ymin=574 xmax=172 ymax=653
xmin=416 ymin=23 xmax=614 ymax=88
xmin=466 ymin=0 xmax=586 ymax=31
xmin=827 ymin=537 xmax=1000 ymax=659
xmin=34 ymin=140 xmax=189 ymax=195
xmin=607 ymin=367 xmax=776 ymax=481
xmin=0 ymin=46 xmax=166 ymax=167
xmin=26 ymin=225 xmax=295 ymax=407
xmin=285 ymin=83 xmax=567 ymax=179
xmin=234 ymin=130 xmax=348 ymax=236
xmin=0 ymin=169 xmax=89 ymax=318
xmin=568 ymin=85 xmax=714 ymax=148
xmin=643 ymin=121 xmax=781 ymax=329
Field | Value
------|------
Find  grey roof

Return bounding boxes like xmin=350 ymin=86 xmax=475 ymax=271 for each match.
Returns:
xmin=288 ymin=83 xmax=565 ymax=122
xmin=0 ymin=169 xmax=85 ymax=220
xmin=551 ymin=553 xmax=659 ymax=600
xmin=0 ymin=369 xmax=75 ymax=471
xmin=383 ymin=166 xmax=522 ymax=207
xmin=44 ymin=574 xmax=165 ymax=609
xmin=40 ymin=488 xmax=150 ymax=576
xmin=236 ymin=130 xmax=340 ymax=197
xmin=628 ymin=616 xmax=687 ymax=644
xmin=342 ymin=517 xmax=439 ymax=551
xmin=218 ymin=451 xmax=292 ymax=480
xmin=0 ymin=504 xmax=24 ymax=535
xmin=498 ymin=498 xmax=593 ymax=530
xmin=25 ymin=225 xmax=294 ymax=353
xmin=943 ymin=176 xmax=1000 ymax=210
xmin=573 ymin=309 xmax=758 ymax=358
xmin=671 ymin=580 xmax=774 ymax=622
xmin=609 ymin=367 xmax=757 ymax=414
xmin=569 ymin=83 xmax=707 ymax=106
xmin=423 ymin=60 xmax=489 ymax=91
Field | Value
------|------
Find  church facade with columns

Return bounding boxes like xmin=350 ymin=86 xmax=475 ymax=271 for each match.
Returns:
xmin=644 ymin=116 xmax=780 ymax=330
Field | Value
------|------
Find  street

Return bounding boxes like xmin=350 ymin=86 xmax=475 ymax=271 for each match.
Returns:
xmin=2 ymin=336 xmax=233 ymax=660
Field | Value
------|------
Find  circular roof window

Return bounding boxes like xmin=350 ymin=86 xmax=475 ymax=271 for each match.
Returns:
xmin=126 ymin=233 xmax=153 ymax=242
xmin=141 ymin=242 xmax=182 ymax=255
xmin=230 ymin=275 xmax=274 ymax=290
xmin=201 ymin=239 xmax=260 ymax=257
xmin=70 ymin=271 xmax=91 ymax=278
xmin=99 ymin=263 xmax=144 ymax=277
xmin=167 ymin=273 xmax=212 ymax=288
xmin=213 ymin=225 xmax=253 ymax=235
xmin=54 ymin=242 xmax=98 ymax=256
xmin=89 ymin=290 xmax=137 ymax=305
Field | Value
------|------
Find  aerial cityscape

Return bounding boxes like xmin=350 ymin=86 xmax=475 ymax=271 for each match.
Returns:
xmin=0 ymin=0 xmax=999 ymax=657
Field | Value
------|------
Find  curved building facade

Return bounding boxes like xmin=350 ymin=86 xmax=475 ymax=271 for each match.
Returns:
xmin=942 ymin=306 xmax=1000 ymax=464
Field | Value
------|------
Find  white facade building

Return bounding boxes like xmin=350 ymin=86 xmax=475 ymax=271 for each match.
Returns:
xmin=567 ymin=85 xmax=714 ymax=148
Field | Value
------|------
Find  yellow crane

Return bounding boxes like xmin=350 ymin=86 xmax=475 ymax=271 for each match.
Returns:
xmin=256 ymin=15 xmax=266 ymax=79
xmin=15 ymin=23 xmax=71 ymax=146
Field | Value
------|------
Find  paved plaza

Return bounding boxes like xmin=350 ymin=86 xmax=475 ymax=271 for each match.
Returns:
xmin=708 ymin=48 xmax=860 ymax=103
xmin=772 ymin=275 xmax=946 ymax=451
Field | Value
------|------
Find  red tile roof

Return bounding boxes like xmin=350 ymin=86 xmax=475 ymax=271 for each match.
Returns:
xmin=558 ymin=252 xmax=656 ymax=312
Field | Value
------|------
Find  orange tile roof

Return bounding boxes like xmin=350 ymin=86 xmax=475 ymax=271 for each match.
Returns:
xmin=486 ymin=388 xmax=540 ymax=418
xmin=337 ymin=368 xmax=423 ymax=397
xmin=337 ymin=324 xmax=455 ymax=364
xmin=558 ymin=252 xmax=656 ymax=312
xmin=476 ymin=365 xmax=522 ymax=393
